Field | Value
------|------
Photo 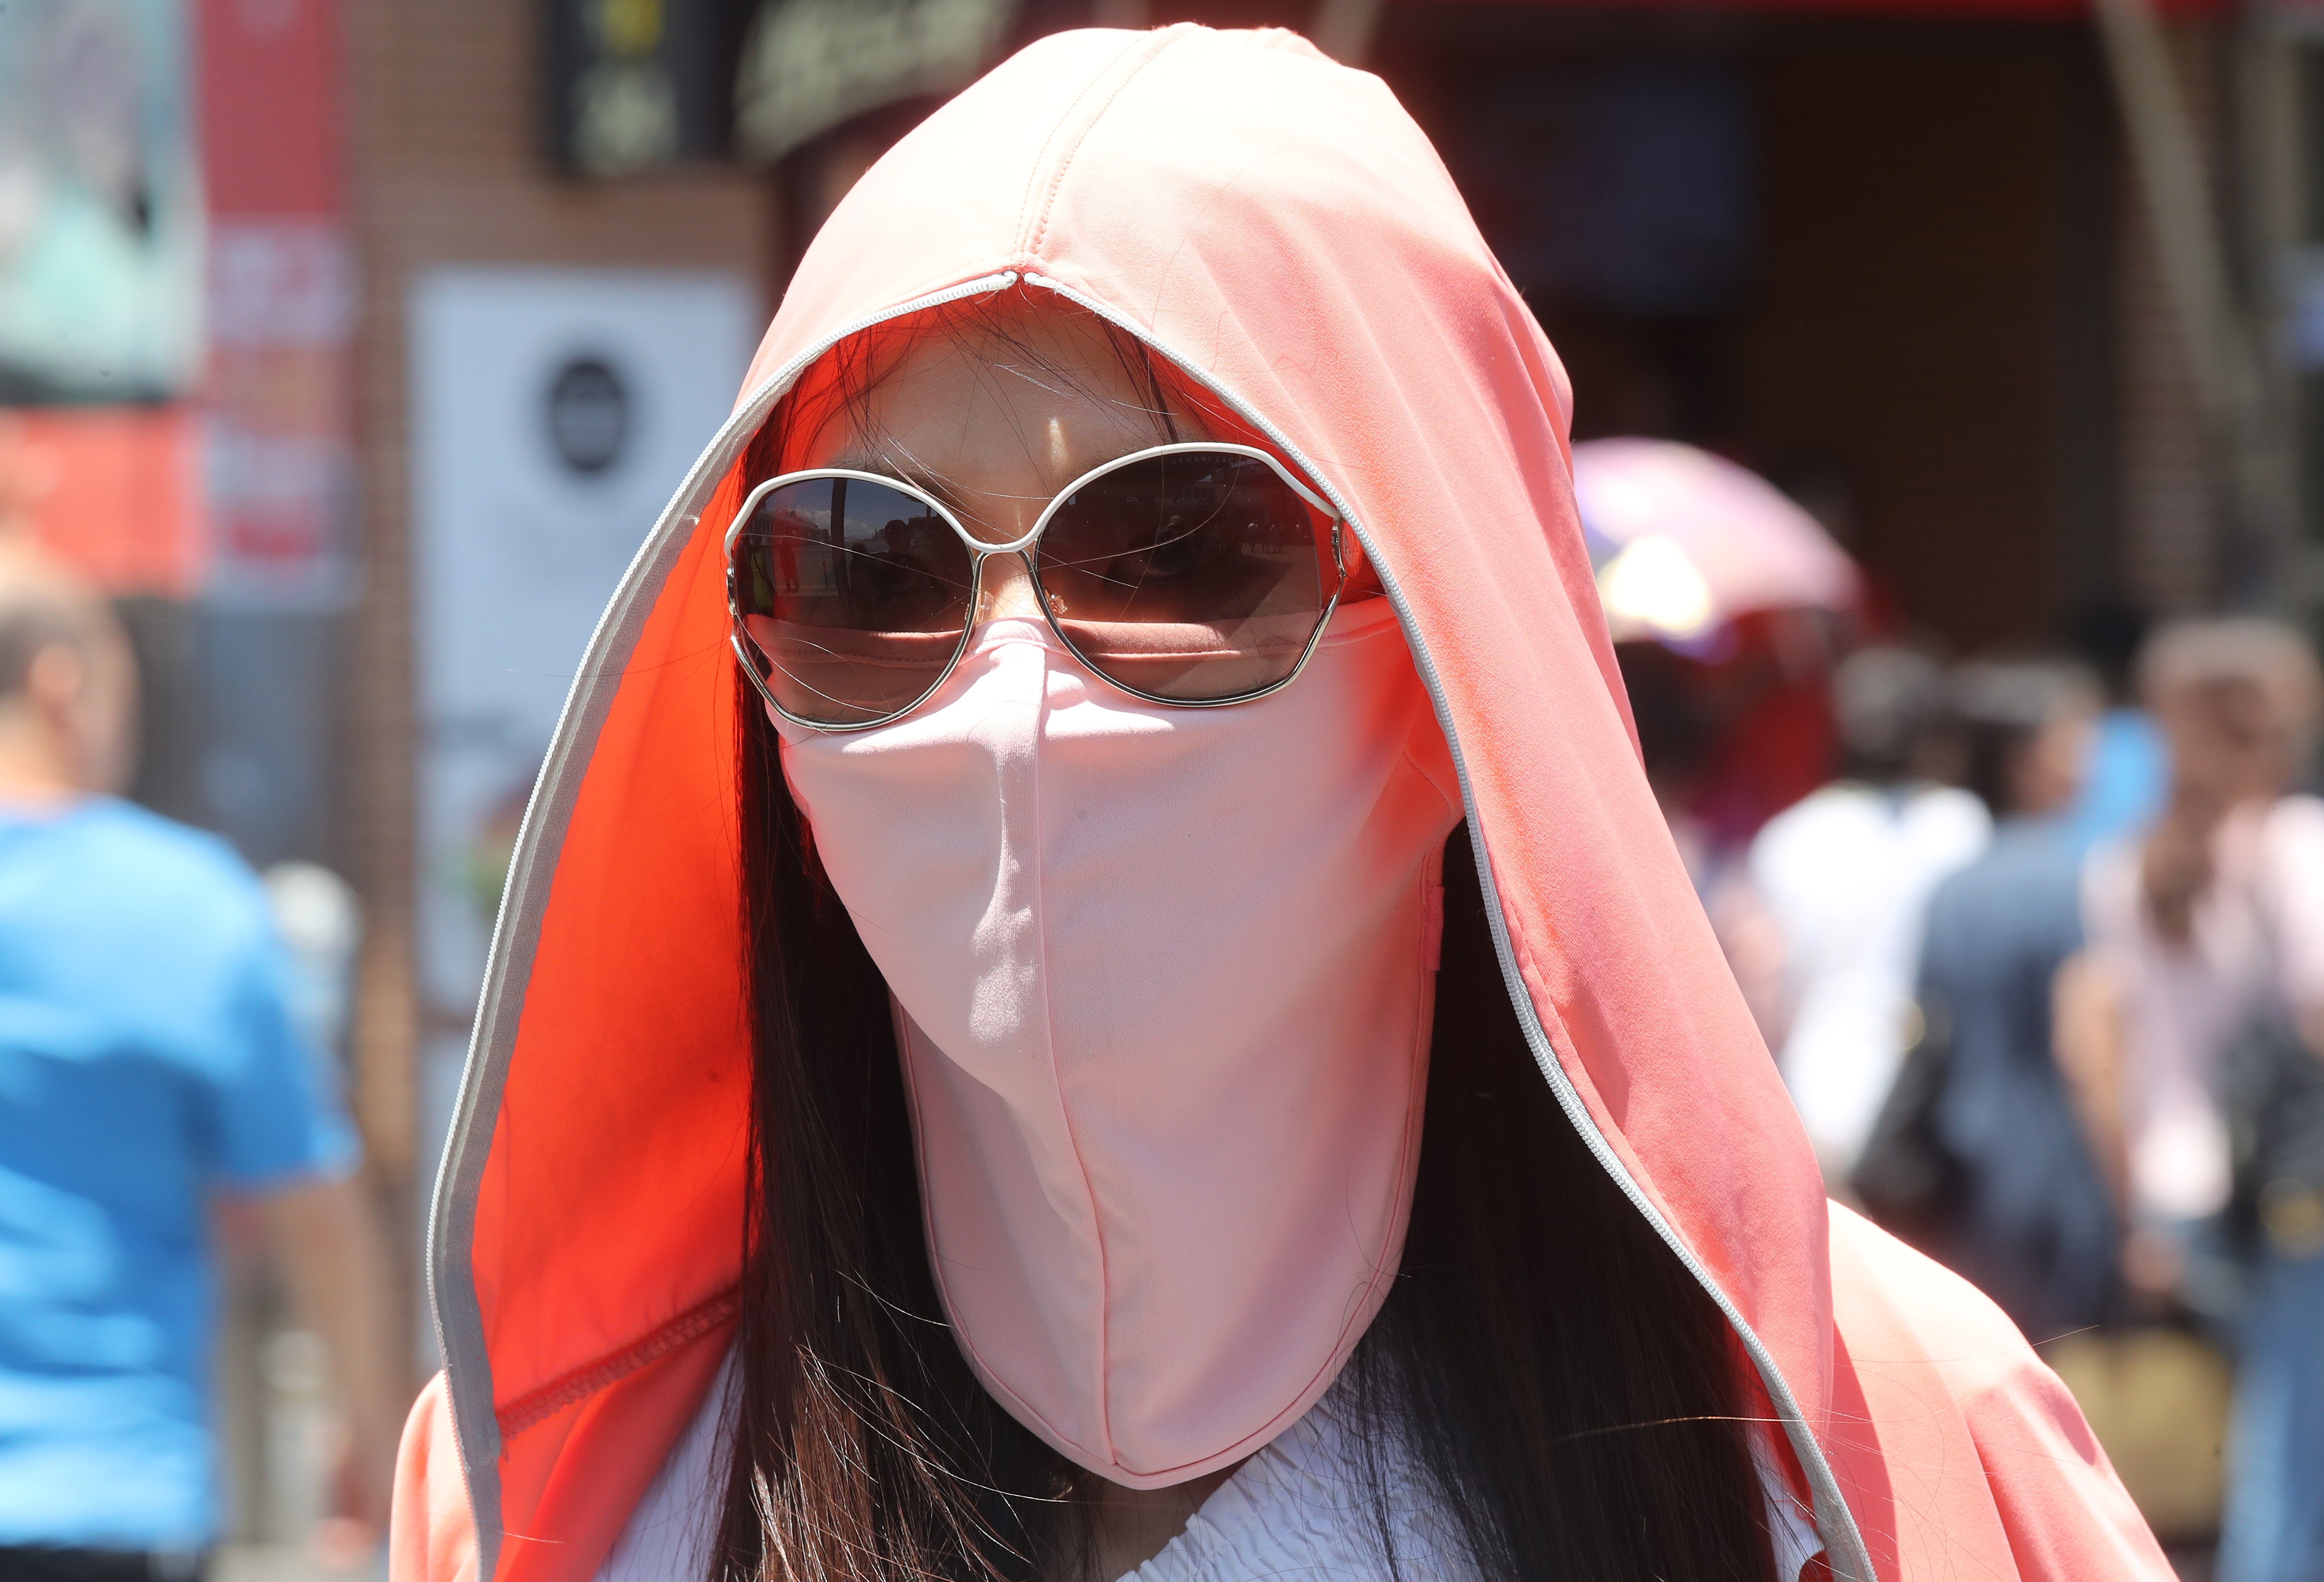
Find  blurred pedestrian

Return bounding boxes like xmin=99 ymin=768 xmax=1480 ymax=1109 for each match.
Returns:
xmin=1854 ymin=659 xmax=2115 ymax=1338
xmin=2067 ymin=601 xmax=2169 ymax=850
xmin=0 ymin=545 xmax=401 ymax=1576
xmin=1620 ymin=640 xmax=1790 ymax=1041
xmin=1749 ymin=645 xmax=1991 ymax=1182
xmin=2073 ymin=618 xmax=2324 ymax=1582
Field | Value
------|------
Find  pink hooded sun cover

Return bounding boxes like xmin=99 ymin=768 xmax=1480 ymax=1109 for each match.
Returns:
xmin=393 ymin=25 xmax=2170 ymax=1582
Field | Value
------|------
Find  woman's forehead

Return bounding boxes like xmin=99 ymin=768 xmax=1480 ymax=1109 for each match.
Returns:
xmin=802 ymin=311 xmax=1210 ymax=481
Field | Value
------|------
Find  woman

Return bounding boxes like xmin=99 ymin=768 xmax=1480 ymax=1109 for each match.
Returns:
xmin=393 ymin=26 xmax=2166 ymax=1582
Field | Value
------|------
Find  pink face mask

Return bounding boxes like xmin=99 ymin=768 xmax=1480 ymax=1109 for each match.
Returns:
xmin=776 ymin=596 xmax=1462 ymax=1488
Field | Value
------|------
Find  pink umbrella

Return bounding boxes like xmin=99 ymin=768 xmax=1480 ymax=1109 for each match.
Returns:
xmin=1570 ymin=438 xmax=1860 ymax=645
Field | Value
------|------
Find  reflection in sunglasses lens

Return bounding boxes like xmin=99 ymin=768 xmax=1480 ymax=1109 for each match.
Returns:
xmin=1034 ymin=453 xmax=1333 ymax=700
xmin=731 ymin=476 xmax=974 ymax=726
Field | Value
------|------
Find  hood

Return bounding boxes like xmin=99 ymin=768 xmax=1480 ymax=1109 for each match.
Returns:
xmin=427 ymin=24 xmax=1861 ymax=1580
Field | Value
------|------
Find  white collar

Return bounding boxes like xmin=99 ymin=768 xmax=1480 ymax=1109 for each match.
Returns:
xmin=595 ymin=1350 xmax=1824 ymax=1582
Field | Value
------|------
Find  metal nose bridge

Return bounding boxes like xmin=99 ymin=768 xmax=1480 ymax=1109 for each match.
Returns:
xmin=957 ymin=515 xmax=1045 ymax=557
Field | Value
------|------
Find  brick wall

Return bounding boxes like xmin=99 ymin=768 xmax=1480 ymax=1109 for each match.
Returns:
xmin=1737 ymin=29 xmax=2078 ymax=652
xmin=339 ymin=0 xmax=774 ymax=1332
xmin=2115 ymin=18 xmax=2226 ymax=619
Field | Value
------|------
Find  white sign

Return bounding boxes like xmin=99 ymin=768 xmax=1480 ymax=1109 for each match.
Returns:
xmin=407 ymin=267 xmax=755 ymax=1191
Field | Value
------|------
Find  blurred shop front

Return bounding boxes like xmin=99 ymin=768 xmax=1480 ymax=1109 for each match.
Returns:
xmin=0 ymin=0 xmax=359 ymax=1550
xmin=1372 ymin=0 xmax=2286 ymax=650
xmin=0 ymin=0 xmax=774 ymax=1552
xmin=537 ymin=0 xmax=2300 ymax=634
xmin=1392 ymin=9 xmax=2126 ymax=654
xmin=0 ymin=0 xmax=356 ymax=864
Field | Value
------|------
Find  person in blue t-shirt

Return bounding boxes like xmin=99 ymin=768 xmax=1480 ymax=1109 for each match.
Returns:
xmin=0 ymin=546 xmax=401 ymax=1580
xmin=2066 ymin=600 xmax=2170 ymax=851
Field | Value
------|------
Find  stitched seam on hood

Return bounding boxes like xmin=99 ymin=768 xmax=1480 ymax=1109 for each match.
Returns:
xmin=497 ymin=1287 xmax=740 ymax=1440
xmin=1014 ymin=26 xmax=1190 ymax=261
xmin=1022 ymin=642 xmax=1122 ymax=1467
xmin=897 ymin=1013 xmax=1098 ymax=1463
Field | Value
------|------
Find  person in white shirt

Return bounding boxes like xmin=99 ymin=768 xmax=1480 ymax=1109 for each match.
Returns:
xmin=1749 ymin=647 xmax=1991 ymax=1183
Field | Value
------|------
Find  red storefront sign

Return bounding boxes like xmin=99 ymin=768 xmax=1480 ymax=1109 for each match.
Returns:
xmin=197 ymin=0 xmax=357 ymax=609
xmin=0 ymin=408 xmax=207 ymax=600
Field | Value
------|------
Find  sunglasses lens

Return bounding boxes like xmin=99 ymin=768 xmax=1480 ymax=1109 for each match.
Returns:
xmin=1033 ymin=452 xmax=1337 ymax=701
xmin=729 ymin=476 xmax=974 ymax=727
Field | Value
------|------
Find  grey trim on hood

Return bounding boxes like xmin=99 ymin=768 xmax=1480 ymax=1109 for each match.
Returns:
xmin=428 ymin=262 xmax=1871 ymax=1582
xmin=425 ymin=270 xmax=1024 ymax=1576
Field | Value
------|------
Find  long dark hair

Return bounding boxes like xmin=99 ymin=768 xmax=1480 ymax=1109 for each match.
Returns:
xmin=713 ymin=299 xmax=1776 ymax=1582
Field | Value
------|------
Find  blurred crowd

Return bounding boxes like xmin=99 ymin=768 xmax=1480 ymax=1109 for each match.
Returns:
xmin=1602 ymin=441 xmax=2324 ymax=1577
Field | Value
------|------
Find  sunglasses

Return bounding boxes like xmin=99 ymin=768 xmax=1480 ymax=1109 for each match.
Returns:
xmin=725 ymin=441 xmax=1349 ymax=731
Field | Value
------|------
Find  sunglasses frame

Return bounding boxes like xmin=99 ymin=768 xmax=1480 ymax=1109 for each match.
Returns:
xmin=724 ymin=440 xmax=1348 ymax=732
